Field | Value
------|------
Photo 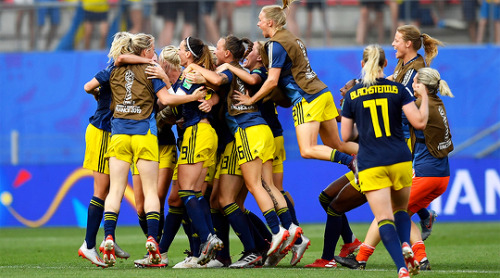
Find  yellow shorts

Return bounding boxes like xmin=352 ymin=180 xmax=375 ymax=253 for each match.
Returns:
xmin=177 ymin=123 xmax=218 ymax=168
xmin=205 ymin=162 xmax=216 ymax=183
xmin=272 ymin=136 xmax=286 ymax=174
xmin=292 ymin=92 xmax=338 ymax=126
xmin=159 ymin=144 xmax=177 ymax=169
xmin=235 ymin=125 xmax=275 ymax=165
xmin=172 ymin=157 xmax=216 ymax=182
xmin=106 ymin=130 xmax=159 ymax=165
xmin=83 ymin=124 xmax=110 ymax=174
xmin=345 ymin=171 xmax=362 ymax=192
xmin=358 ymin=161 xmax=412 ymax=192
xmin=215 ymin=141 xmax=242 ymax=179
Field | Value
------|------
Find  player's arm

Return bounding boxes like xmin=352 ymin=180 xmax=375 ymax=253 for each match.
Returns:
xmin=157 ymin=86 xmax=207 ymax=109
xmin=114 ymin=54 xmax=153 ymax=66
xmin=221 ymin=63 xmax=262 ymax=86
xmin=402 ymin=86 xmax=428 ymax=130
xmin=185 ymin=64 xmax=229 ymax=86
xmin=341 ymin=117 xmax=355 ymax=142
xmin=233 ymin=67 xmax=280 ymax=106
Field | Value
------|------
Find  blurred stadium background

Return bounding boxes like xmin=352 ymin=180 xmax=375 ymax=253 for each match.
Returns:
xmin=0 ymin=0 xmax=499 ymax=228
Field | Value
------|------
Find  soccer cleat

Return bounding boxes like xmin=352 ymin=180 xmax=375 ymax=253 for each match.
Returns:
xmin=263 ymin=250 xmax=286 ymax=267
xmin=334 ymin=254 xmax=364 ymax=269
xmin=398 ymin=267 xmax=410 ymax=278
xmin=146 ymin=236 xmax=162 ymax=265
xmin=347 ymin=154 xmax=359 ymax=184
xmin=203 ymin=258 xmax=230 ymax=268
xmin=279 ymin=223 xmax=303 ymax=254
xmin=78 ymin=241 xmax=107 ymax=268
xmin=172 ymin=256 xmax=201 ymax=268
xmin=134 ymin=252 xmax=168 ymax=268
xmin=338 ymin=238 xmax=362 ymax=258
xmin=420 ymin=209 xmax=437 ymax=241
xmin=402 ymin=242 xmax=420 ymax=275
xmin=102 ymin=235 xmax=116 ymax=267
xmin=267 ymin=226 xmax=289 ymax=256
xmin=290 ymin=235 xmax=311 ymax=266
xmin=99 ymin=239 xmax=130 ymax=259
xmin=419 ymin=258 xmax=431 ymax=271
xmin=197 ymin=233 xmax=223 ymax=265
xmin=229 ymin=251 xmax=262 ymax=268
xmin=304 ymin=258 xmax=337 ymax=268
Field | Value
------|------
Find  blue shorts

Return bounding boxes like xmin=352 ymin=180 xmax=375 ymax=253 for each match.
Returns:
xmin=480 ymin=0 xmax=500 ymax=20
xmin=84 ymin=11 xmax=108 ymax=22
xmin=37 ymin=0 xmax=61 ymax=26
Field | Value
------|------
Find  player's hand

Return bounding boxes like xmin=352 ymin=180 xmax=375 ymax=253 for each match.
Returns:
xmin=232 ymin=89 xmax=253 ymax=106
xmin=185 ymin=71 xmax=206 ymax=84
xmin=192 ymin=86 xmax=207 ymax=100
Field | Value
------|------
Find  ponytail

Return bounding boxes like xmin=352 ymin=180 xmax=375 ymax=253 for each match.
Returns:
xmin=417 ymin=67 xmax=454 ymax=97
xmin=361 ymin=44 xmax=386 ymax=87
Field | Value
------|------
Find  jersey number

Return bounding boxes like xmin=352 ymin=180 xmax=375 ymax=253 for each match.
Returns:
xmin=363 ymin=98 xmax=391 ymax=138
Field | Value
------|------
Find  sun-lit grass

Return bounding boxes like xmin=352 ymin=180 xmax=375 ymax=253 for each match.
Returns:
xmin=0 ymin=222 xmax=499 ymax=277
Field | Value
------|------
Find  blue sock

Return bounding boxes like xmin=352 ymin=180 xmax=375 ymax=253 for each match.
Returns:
xmin=212 ymin=209 xmax=230 ymax=260
xmin=277 ymin=207 xmax=292 ymax=229
xmin=340 ymin=214 xmax=355 ymax=244
xmin=263 ymin=209 xmax=280 ymax=234
xmin=245 ymin=209 xmax=272 ymax=252
xmin=417 ymin=208 xmax=430 ymax=220
xmin=85 ymin=196 xmax=104 ymax=249
xmin=138 ymin=213 xmax=148 ymax=238
xmin=319 ymin=191 xmax=333 ymax=212
xmin=181 ymin=211 xmax=195 ymax=254
xmin=180 ymin=190 xmax=211 ymax=241
xmin=282 ymin=191 xmax=299 ymax=226
xmin=394 ymin=210 xmax=411 ymax=244
xmin=157 ymin=209 xmax=164 ymax=242
xmin=321 ymin=207 xmax=343 ymax=260
xmin=330 ymin=150 xmax=353 ymax=165
xmin=146 ymin=211 xmax=160 ymax=240
xmin=103 ymin=211 xmax=118 ymax=240
xmin=379 ymin=220 xmax=406 ymax=271
xmin=224 ymin=203 xmax=256 ymax=252
xmin=159 ymin=206 xmax=184 ymax=253
xmin=191 ymin=228 xmax=201 ymax=257
xmin=196 ymin=192 xmax=215 ymax=235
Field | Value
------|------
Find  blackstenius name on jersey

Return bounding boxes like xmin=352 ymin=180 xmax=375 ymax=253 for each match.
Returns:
xmin=350 ymin=85 xmax=398 ymax=100
xmin=116 ymin=104 xmax=142 ymax=114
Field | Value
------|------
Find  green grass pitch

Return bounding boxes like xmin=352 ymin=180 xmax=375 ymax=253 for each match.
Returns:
xmin=0 ymin=222 xmax=499 ymax=277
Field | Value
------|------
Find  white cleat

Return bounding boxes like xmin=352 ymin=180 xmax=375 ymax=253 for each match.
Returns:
xmin=78 ymin=241 xmax=107 ymax=268
xmin=290 ymin=235 xmax=311 ymax=266
xmin=134 ymin=252 xmax=168 ymax=268
xmin=267 ymin=226 xmax=289 ymax=256
xmin=172 ymin=256 xmax=202 ymax=268
xmin=99 ymin=239 xmax=130 ymax=259
xmin=280 ymin=223 xmax=302 ymax=254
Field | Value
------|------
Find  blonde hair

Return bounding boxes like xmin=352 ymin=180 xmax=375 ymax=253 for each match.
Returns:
xmin=416 ymin=67 xmax=453 ymax=97
xmin=361 ymin=44 xmax=386 ymax=87
xmin=159 ymin=45 xmax=181 ymax=71
xmin=256 ymin=41 xmax=269 ymax=68
xmin=261 ymin=0 xmax=298 ymax=30
xmin=107 ymin=32 xmax=133 ymax=62
xmin=396 ymin=25 xmax=444 ymax=66
xmin=129 ymin=33 xmax=155 ymax=56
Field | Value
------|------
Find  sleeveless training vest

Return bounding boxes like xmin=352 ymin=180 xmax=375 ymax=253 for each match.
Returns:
xmin=267 ymin=29 xmax=327 ymax=95
xmin=411 ymin=94 xmax=454 ymax=158
xmin=226 ymin=61 xmax=259 ymax=116
xmin=393 ymin=55 xmax=426 ymax=87
xmin=110 ymin=64 xmax=156 ymax=121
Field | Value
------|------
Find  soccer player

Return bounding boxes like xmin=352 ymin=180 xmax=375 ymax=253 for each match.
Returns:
xmin=340 ymin=44 xmax=429 ymax=278
xmin=78 ymin=32 xmax=133 ymax=268
xmin=233 ymin=0 xmax=358 ymax=170
xmin=99 ymin=33 xmax=206 ymax=267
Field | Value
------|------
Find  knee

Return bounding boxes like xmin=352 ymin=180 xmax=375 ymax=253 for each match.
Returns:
xmin=299 ymin=147 xmax=314 ymax=159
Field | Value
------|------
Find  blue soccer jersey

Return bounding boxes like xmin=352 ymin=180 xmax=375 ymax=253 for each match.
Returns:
xmin=90 ymin=65 xmax=114 ymax=132
xmin=267 ymin=41 xmax=328 ymax=106
xmin=176 ymin=77 xmax=211 ymax=128
xmin=342 ymin=78 xmax=414 ymax=171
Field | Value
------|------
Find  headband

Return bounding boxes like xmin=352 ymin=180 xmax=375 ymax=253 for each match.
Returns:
xmin=186 ymin=37 xmax=199 ymax=58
